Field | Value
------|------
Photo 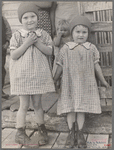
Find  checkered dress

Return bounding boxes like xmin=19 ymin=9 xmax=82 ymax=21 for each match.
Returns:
xmin=57 ymin=42 xmax=101 ymax=115
xmin=9 ymin=29 xmax=55 ymax=95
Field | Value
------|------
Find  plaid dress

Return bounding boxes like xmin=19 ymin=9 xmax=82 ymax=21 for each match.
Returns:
xmin=57 ymin=42 xmax=101 ymax=115
xmin=9 ymin=28 xmax=55 ymax=95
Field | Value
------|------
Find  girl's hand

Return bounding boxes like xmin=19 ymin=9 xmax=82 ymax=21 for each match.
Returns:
xmin=34 ymin=37 xmax=41 ymax=44
xmin=102 ymin=81 xmax=110 ymax=89
xmin=54 ymin=80 xmax=61 ymax=93
xmin=24 ymin=32 xmax=38 ymax=47
xmin=57 ymin=29 xmax=64 ymax=37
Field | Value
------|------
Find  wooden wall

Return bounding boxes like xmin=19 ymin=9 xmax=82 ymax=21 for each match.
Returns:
xmin=2 ymin=1 xmax=112 ymax=34
xmin=2 ymin=1 xmax=23 ymax=33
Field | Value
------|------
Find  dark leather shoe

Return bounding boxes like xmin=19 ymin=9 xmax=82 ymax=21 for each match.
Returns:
xmin=2 ymin=91 xmax=9 ymax=99
xmin=65 ymin=122 xmax=75 ymax=148
xmin=77 ymin=130 xmax=87 ymax=148
xmin=75 ymin=132 xmax=78 ymax=146
xmin=37 ymin=124 xmax=49 ymax=146
xmin=15 ymin=128 xmax=39 ymax=148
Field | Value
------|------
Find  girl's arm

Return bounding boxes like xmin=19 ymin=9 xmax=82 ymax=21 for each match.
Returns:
xmin=94 ymin=62 xmax=109 ymax=88
xmin=53 ymin=34 xmax=62 ymax=47
xmin=11 ymin=32 xmax=37 ymax=60
xmin=53 ymin=65 xmax=63 ymax=82
xmin=34 ymin=38 xmax=53 ymax=55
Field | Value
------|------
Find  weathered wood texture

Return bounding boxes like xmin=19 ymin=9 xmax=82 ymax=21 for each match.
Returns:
xmin=99 ymin=87 xmax=112 ymax=98
xmin=97 ymin=45 xmax=112 ymax=52
xmin=84 ymin=3 xmax=112 ymax=108
xmin=81 ymin=2 xmax=112 ymax=12
xmin=101 ymin=67 xmax=112 ymax=76
xmin=91 ymin=22 xmax=112 ymax=32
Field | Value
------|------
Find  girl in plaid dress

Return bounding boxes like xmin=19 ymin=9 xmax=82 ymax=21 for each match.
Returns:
xmin=54 ymin=16 xmax=109 ymax=148
xmin=9 ymin=3 xmax=55 ymax=148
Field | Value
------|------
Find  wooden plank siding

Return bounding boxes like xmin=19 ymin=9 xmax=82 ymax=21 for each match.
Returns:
xmin=81 ymin=2 xmax=112 ymax=13
xmin=2 ymin=2 xmax=22 ymax=34
xmin=83 ymin=2 xmax=112 ymax=111
xmin=91 ymin=22 xmax=112 ymax=32
xmin=90 ymin=21 xmax=112 ymax=87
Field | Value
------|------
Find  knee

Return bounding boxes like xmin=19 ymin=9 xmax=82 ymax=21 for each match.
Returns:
xmin=33 ymin=102 xmax=42 ymax=111
xmin=19 ymin=105 xmax=29 ymax=112
xmin=33 ymin=104 xmax=41 ymax=111
xmin=31 ymin=95 xmax=42 ymax=110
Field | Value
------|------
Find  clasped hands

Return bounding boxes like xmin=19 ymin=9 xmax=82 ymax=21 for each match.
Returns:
xmin=25 ymin=31 xmax=41 ymax=47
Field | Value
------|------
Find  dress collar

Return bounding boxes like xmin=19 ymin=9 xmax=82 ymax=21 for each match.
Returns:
xmin=66 ymin=42 xmax=91 ymax=50
xmin=18 ymin=28 xmax=42 ymax=38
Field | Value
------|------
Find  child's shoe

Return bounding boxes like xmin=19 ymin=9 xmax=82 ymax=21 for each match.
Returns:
xmin=15 ymin=128 xmax=39 ymax=148
xmin=77 ymin=129 xmax=87 ymax=148
xmin=65 ymin=122 xmax=75 ymax=148
xmin=74 ymin=123 xmax=78 ymax=147
xmin=2 ymin=91 xmax=9 ymax=99
xmin=37 ymin=124 xmax=48 ymax=146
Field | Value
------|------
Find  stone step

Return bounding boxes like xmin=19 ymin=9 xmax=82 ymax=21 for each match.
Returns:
xmin=2 ymin=127 xmax=111 ymax=149
xmin=23 ymin=132 xmax=59 ymax=149
xmin=2 ymin=128 xmax=34 ymax=149
xmin=2 ymin=110 xmax=112 ymax=134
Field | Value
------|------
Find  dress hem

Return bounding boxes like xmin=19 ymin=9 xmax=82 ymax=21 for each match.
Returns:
xmin=11 ymin=90 xmax=55 ymax=96
xmin=57 ymin=109 xmax=102 ymax=115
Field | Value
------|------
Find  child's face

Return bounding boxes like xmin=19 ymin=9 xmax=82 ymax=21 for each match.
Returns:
xmin=22 ymin=12 xmax=38 ymax=31
xmin=57 ymin=27 xmax=69 ymax=37
xmin=72 ymin=25 xmax=88 ymax=44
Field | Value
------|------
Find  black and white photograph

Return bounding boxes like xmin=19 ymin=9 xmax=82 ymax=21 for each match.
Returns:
xmin=1 ymin=1 xmax=112 ymax=149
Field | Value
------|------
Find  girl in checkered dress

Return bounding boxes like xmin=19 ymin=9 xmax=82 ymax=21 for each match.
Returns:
xmin=54 ymin=16 xmax=109 ymax=148
xmin=9 ymin=3 xmax=55 ymax=148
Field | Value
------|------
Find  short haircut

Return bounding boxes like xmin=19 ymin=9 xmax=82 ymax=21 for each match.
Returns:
xmin=56 ymin=19 xmax=70 ymax=31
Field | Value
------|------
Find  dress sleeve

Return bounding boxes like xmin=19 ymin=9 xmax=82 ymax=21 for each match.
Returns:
xmin=56 ymin=45 xmax=67 ymax=67
xmin=10 ymin=31 xmax=21 ymax=51
xmin=41 ymin=30 xmax=53 ymax=49
xmin=91 ymin=44 xmax=100 ymax=64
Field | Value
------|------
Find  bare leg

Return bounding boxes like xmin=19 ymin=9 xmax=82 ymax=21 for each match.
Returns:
xmin=77 ymin=112 xmax=85 ymax=130
xmin=31 ymin=94 xmax=48 ymax=145
xmin=31 ymin=94 xmax=44 ymax=125
xmin=67 ymin=112 xmax=76 ymax=130
xmin=76 ymin=112 xmax=87 ymax=148
xmin=65 ymin=112 xmax=76 ymax=148
xmin=15 ymin=95 xmax=39 ymax=148
xmin=16 ymin=95 xmax=30 ymax=128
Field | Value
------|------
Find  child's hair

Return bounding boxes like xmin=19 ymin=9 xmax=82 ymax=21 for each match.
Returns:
xmin=56 ymin=19 xmax=70 ymax=32
xmin=18 ymin=2 xmax=39 ymax=23
xmin=70 ymin=15 xmax=91 ymax=35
